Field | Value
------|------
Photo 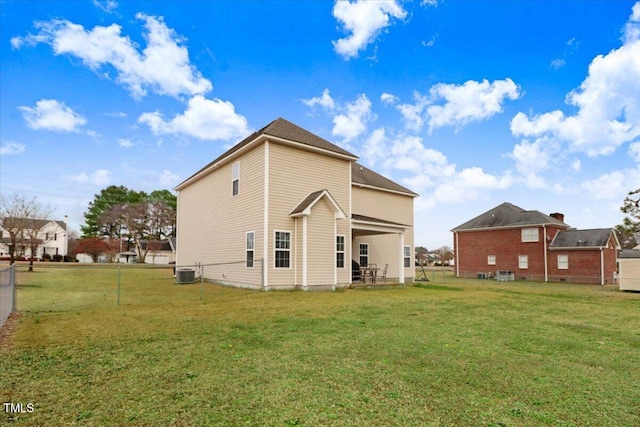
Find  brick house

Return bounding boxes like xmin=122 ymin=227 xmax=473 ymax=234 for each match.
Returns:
xmin=451 ymin=202 xmax=620 ymax=284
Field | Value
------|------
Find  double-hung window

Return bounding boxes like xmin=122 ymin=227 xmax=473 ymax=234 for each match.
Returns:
xmin=488 ymin=255 xmax=496 ymax=265
xmin=274 ymin=231 xmax=291 ymax=268
xmin=521 ymin=228 xmax=539 ymax=242
xmin=232 ymin=162 xmax=240 ymax=196
xmin=404 ymin=246 xmax=412 ymax=268
xmin=557 ymin=254 xmax=568 ymax=270
xmin=359 ymin=243 xmax=369 ymax=267
xmin=519 ymin=255 xmax=529 ymax=269
xmin=246 ymin=232 xmax=255 ymax=268
xmin=336 ymin=235 xmax=346 ymax=268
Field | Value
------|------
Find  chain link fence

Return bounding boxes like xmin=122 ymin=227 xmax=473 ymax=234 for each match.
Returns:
xmin=1 ymin=264 xmax=17 ymax=329
xmin=457 ymin=270 xmax=617 ymax=285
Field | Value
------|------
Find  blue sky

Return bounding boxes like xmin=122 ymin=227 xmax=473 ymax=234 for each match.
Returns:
xmin=1 ymin=0 xmax=639 ymax=249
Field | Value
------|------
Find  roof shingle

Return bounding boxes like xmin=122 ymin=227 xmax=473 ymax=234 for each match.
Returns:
xmin=549 ymin=228 xmax=614 ymax=249
xmin=451 ymin=202 xmax=568 ymax=231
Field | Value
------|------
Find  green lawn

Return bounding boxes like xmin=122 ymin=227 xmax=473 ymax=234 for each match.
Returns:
xmin=1 ymin=266 xmax=639 ymax=426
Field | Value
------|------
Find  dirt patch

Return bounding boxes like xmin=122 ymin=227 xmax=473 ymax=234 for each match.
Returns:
xmin=0 ymin=312 xmax=21 ymax=350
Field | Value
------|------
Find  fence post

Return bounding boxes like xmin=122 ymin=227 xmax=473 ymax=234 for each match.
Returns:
xmin=12 ymin=264 xmax=17 ymax=312
xmin=200 ymin=262 xmax=204 ymax=300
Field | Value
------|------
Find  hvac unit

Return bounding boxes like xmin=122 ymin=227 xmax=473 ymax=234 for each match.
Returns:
xmin=176 ymin=268 xmax=196 ymax=284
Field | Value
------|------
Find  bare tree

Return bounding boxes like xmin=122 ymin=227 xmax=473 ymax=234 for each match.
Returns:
xmin=0 ymin=193 xmax=52 ymax=269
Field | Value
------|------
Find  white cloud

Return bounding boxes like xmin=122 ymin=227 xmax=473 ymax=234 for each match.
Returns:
xmin=332 ymin=94 xmax=373 ymax=142
xmin=624 ymin=2 xmax=640 ymax=42
xmin=159 ymin=169 xmax=179 ymax=186
xmin=426 ymin=79 xmax=521 ymax=132
xmin=93 ymin=0 xmax=118 ymax=13
xmin=581 ymin=166 xmax=640 ymax=200
xmin=19 ymin=99 xmax=87 ymax=132
xmin=550 ymin=58 xmax=566 ymax=70
xmin=392 ymin=79 xmax=521 ymax=132
xmin=380 ymin=92 xmax=398 ymax=105
xmin=16 ymin=14 xmax=212 ymax=98
xmin=302 ymin=90 xmax=374 ymax=143
xmin=332 ymin=0 xmax=407 ymax=59
xmin=629 ymin=141 xmax=640 ymax=162
xmin=0 ymin=141 xmax=26 ymax=156
xmin=512 ymin=6 xmax=640 ymax=158
xmin=138 ymin=95 xmax=250 ymax=141
xmin=118 ymin=138 xmax=134 ymax=148
xmin=302 ymin=89 xmax=336 ymax=111
xmin=361 ymin=129 xmax=513 ymax=209
xmin=66 ymin=169 xmax=111 ymax=186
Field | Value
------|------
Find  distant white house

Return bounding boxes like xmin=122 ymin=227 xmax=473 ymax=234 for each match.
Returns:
xmin=0 ymin=217 xmax=68 ymax=260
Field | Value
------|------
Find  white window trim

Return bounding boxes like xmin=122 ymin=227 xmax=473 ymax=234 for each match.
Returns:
xmin=403 ymin=245 xmax=411 ymax=268
xmin=336 ymin=235 xmax=346 ymax=269
xmin=488 ymin=255 xmax=496 ymax=265
xmin=557 ymin=254 xmax=568 ymax=270
xmin=519 ymin=255 xmax=529 ymax=269
xmin=359 ymin=243 xmax=369 ymax=267
xmin=232 ymin=161 xmax=240 ymax=196
xmin=246 ymin=231 xmax=255 ymax=269
xmin=274 ymin=230 xmax=292 ymax=269
xmin=521 ymin=228 xmax=539 ymax=243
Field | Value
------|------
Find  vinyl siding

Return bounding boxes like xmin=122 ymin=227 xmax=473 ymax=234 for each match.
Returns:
xmin=306 ymin=199 xmax=336 ymax=287
xmin=352 ymin=186 xmax=414 ymax=226
xmin=267 ymin=142 xmax=351 ymax=288
xmin=176 ymin=144 xmax=265 ymax=279
xmin=619 ymin=258 xmax=640 ymax=291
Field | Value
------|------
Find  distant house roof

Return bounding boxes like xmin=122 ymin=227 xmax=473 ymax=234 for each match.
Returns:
xmin=549 ymin=228 xmax=618 ymax=249
xmin=176 ymin=118 xmax=358 ymax=190
xmin=139 ymin=240 xmax=173 ymax=251
xmin=619 ymin=249 xmax=640 ymax=259
xmin=351 ymin=163 xmax=418 ymax=197
xmin=451 ymin=202 xmax=569 ymax=232
xmin=2 ymin=217 xmax=67 ymax=231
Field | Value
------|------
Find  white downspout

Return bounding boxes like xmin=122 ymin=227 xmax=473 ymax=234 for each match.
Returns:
xmin=543 ymin=225 xmax=548 ymax=282
xmin=600 ymin=248 xmax=605 ymax=285
xmin=454 ymin=231 xmax=459 ymax=278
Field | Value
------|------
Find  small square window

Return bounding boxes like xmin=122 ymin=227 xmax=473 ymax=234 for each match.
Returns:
xmin=488 ymin=255 xmax=496 ymax=265
xmin=518 ymin=255 xmax=528 ymax=269
xmin=557 ymin=254 xmax=568 ymax=270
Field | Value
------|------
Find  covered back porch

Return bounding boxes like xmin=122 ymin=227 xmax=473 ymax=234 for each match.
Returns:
xmin=351 ymin=214 xmax=412 ymax=286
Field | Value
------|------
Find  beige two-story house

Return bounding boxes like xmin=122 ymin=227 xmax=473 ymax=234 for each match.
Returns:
xmin=175 ymin=118 xmax=417 ymax=290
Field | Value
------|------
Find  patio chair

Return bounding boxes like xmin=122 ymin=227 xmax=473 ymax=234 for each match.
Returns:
xmin=381 ymin=264 xmax=388 ymax=282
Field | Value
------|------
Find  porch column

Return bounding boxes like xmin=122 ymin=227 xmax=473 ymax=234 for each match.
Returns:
xmin=302 ymin=215 xmax=308 ymax=288
xmin=398 ymin=232 xmax=405 ymax=284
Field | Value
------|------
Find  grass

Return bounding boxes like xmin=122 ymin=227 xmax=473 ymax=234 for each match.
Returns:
xmin=1 ymin=266 xmax=640 ymax=426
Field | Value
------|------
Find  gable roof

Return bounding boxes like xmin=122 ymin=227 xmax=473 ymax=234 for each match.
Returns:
xmin=289 ymin=189 xmax=346 ymax=218
xmin=2 ymin=217 xmax=67 ymax=231
xmin=351 ymin=163 xmax=418 ymax=197
xmin=176 ymin=118 xmax=358 ymax=190
xmin=549 ymin=228 xmax=618 ymax=249
xmin=451 ymin=202 xmax=569 ymax=232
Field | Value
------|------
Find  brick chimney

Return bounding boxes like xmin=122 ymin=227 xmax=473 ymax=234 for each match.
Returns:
xmin=550 ymin=212 xmax=564 ymax=223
